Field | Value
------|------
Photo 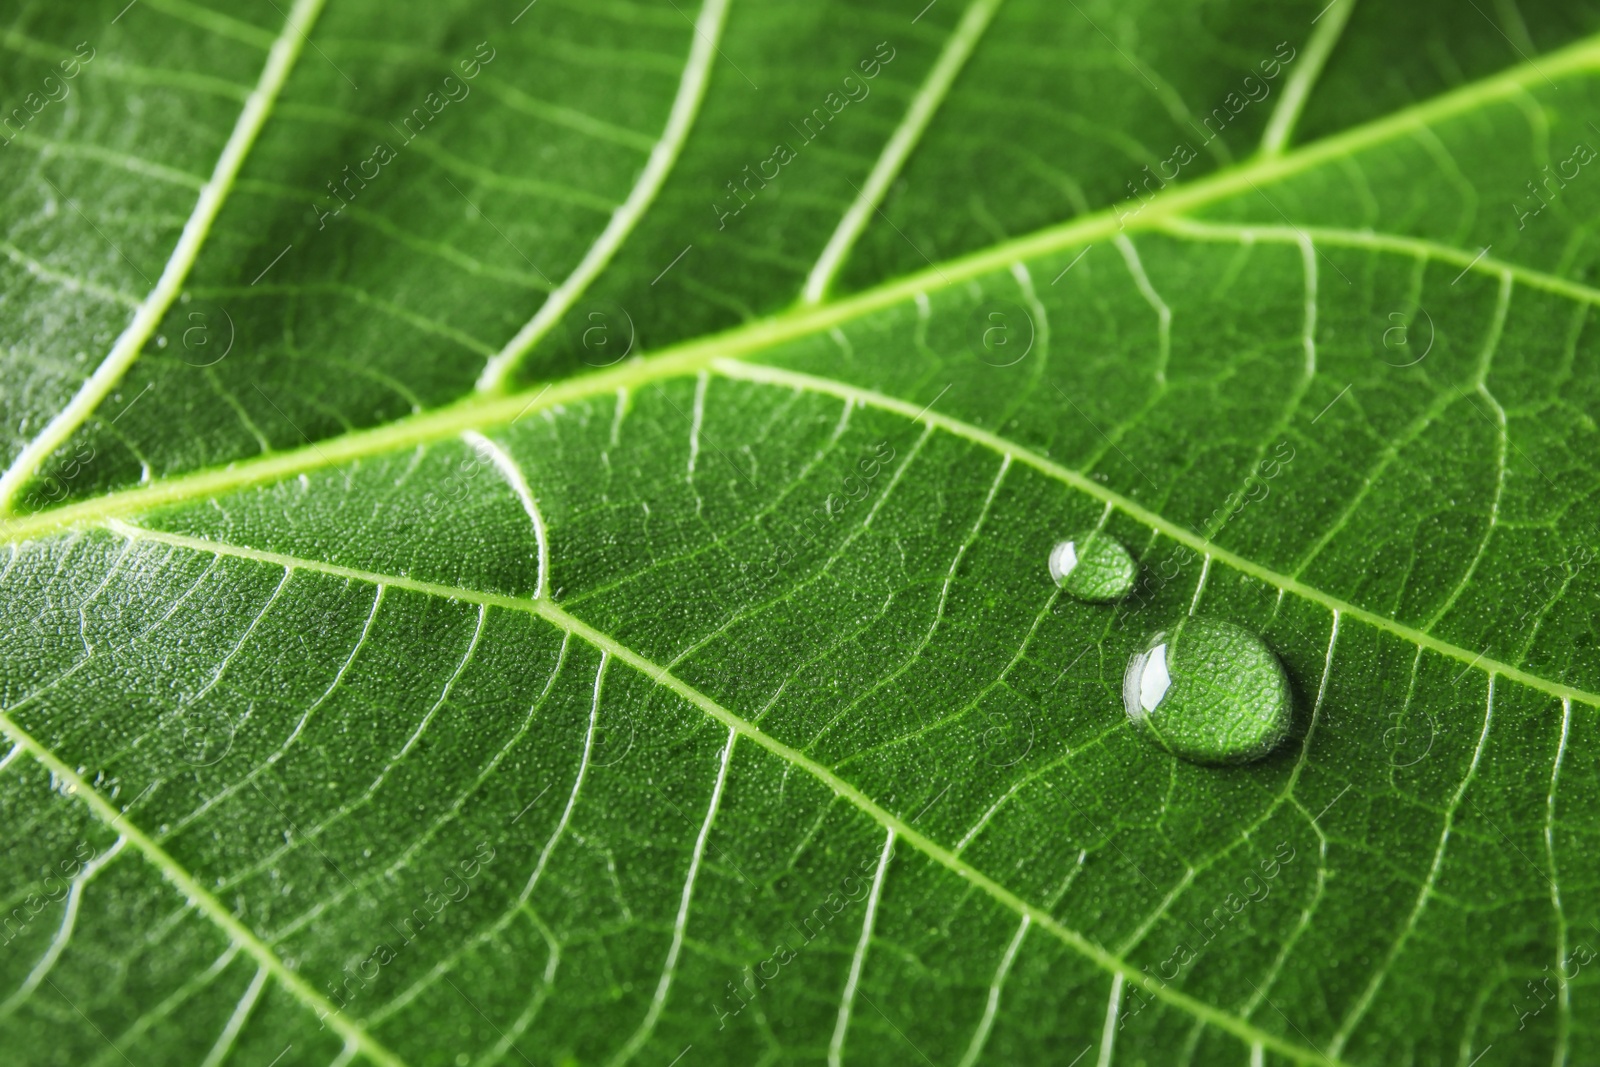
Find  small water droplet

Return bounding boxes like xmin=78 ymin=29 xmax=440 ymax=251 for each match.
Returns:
xmin=1123 ymin=618 xmax=1291 ymax=765
xmin=1049 ymin=531 xmax=1135 ymax=602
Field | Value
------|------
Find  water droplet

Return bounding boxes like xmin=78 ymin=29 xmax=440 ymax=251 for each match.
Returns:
xmin=1123 ymin=618 xmax=1291 ymax=765
xmin=1049 ymin=531 xmax=1135 ymax=602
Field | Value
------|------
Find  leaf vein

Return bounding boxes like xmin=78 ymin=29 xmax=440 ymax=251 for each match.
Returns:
xmin=1327 ymin=675 xmax=1497 ymax=1057
xmin=476 ymin=0 xmax=733 ymax=391
xmin=801 ymin=0 xmax=1007 ymax=304
xmin=607 ymin=726 xmax=736 ymax=1067
xmin=709 ymin=362 xmax=1599 ymax=710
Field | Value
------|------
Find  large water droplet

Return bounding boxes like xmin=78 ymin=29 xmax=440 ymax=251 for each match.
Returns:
xmin=1048 ymin=531 xmax=1135 ymax=602
xmin=1122 ymin=618 xmax=1291 ymax=765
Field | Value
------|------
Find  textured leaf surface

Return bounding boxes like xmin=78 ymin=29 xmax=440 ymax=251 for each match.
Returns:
xmin=4 ymin=1 xmax=1600 ymax=1065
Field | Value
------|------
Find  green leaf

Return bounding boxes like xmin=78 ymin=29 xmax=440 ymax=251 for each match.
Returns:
xmin=3 ymin=1 xmax=1600 ymax=1064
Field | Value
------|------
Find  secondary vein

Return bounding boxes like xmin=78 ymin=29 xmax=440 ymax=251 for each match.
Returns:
xmin=800 ymin=0 xmax=1007 ymax=304
xmin=8 ymin=327 xmax=1599 ymax=714
xmin=0 ymin=709 xmax=413 ymax=1067
xmin=70 ymin=518 xmax=1351 ymax=1066
xmin=1258 ymin=0 xmax=1359 ymax=157
xmin=713 ymin=361 xmax=1600 ymax=711
xmin=0 ymin=0 xmax=330 ymax=514
xmin=474 ymin=0 xmax=732 ymax=392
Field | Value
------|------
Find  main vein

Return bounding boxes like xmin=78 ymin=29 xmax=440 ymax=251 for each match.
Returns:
xmin=8 ymin=343 xmax=1597 ymax=711
xmin=0 ymin=0 xmax=329 ymax=514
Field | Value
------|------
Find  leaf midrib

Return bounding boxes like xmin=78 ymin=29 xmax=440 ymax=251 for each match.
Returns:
xmin=7 ymin=349 xmax=1596 ymax=712
xmin=63 ymin=518 xmax=1346 ymax=1067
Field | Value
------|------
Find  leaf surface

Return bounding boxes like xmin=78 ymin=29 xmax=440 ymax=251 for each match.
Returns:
xmin=3 ymin=2 xmax=1600 ymax=1065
